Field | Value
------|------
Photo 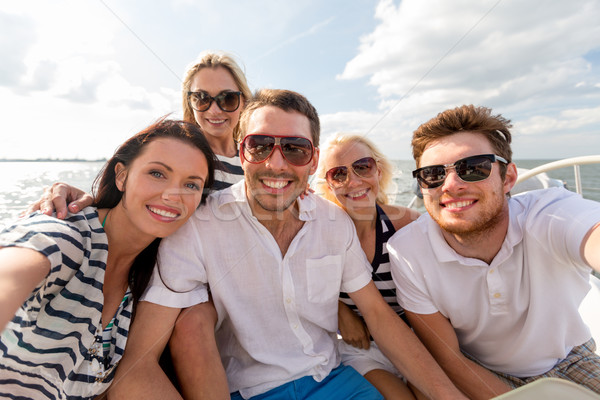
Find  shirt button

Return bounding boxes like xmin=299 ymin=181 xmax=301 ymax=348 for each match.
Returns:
xmin=489 ymin=269 xmax=495 ymax=274
xmin=293 ymin=324 xmax=298 ymax=329
xmin=493 ymin=293 xmax=501 ymax=298
xmin=286 ymin=298 xmax=292 ymax=303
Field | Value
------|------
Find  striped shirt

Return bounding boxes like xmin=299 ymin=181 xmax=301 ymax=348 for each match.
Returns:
xmin=0 ymin=208 xmax=132 ymax=400
xmin=340 ymin=204 xmax=404 ymax=318
xmin=213 ymin=152 xmax=244 ymax=190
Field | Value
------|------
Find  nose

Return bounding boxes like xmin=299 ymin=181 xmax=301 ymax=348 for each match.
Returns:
xmin=346 ymin=169 xmax=362 ymax=186
xmin=440 ymin=166 xmax=465 ymax=191
xmin=265 ymin=145 xmax=288 ymax=170
xmin=161 ymin=188 xmax=185 ymax=203
xmin=206 ymin=99 xmax=221 ymax=113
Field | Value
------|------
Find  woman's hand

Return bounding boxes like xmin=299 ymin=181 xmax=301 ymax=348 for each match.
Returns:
xmin=299 ymin=184 xmax=314 ymax=200
xmin=338 ymin=300 xmax=371 ymax=349
xmin=21 ymin=183 xmax=93 ymax=219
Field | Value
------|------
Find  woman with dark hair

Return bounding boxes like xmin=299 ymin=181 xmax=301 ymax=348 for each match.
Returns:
xmin=0 ymin=118 xmax=216 ymax=399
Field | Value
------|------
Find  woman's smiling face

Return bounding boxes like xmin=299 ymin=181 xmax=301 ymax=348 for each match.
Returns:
xmin=114 ymin=137 xmax=209 ymax=240
xmin=322 ymin=142 xmax=381 ymax=215
xmin=189 ymin=66 xmax=243 ymax=146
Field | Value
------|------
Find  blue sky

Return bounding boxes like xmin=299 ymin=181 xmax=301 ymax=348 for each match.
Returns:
xmin=1 ymin=0 xmax=599 ymax=161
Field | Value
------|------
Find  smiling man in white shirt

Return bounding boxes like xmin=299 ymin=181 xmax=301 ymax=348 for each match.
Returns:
xmin=108 ymin=89 xmax=465 ymax=400
xmin=388 ymin=104 xmax=600 ymax=399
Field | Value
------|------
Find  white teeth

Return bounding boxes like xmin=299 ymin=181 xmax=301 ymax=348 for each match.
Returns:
xmin=149 ymin=207 xmax=178 ymax=218
xmin=263 ymin=179 xmax=288 ymax=189
xmin=208 ymin=119 xmax=225 ymax=123
xmin=348 ymin=189 xmax=368 ymax=198
xmin=449 ymin=200 xmax=473 ymax=208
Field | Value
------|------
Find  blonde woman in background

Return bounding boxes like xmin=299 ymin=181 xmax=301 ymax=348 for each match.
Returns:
xmin=182 ymin=51 xmax=253 ymax=189
xmin=315 ymin=133 xmax=421 ymax=399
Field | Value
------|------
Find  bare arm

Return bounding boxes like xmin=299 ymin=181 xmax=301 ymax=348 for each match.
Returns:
xmin=350 ymin=281 xmax=467 ymax=400
xmin=107 ymin=301 xmax=183 ymax=399
xmin=337 ymin=300 xmax=370 ymax=349
xmin=22 ymin=183 xmax=93 ymax=219
xmin=0 ymin=247 xmax=50 ymax=331
xmin=380 ymin=204 xmax=420 ymax=232
xmin=168 ymin=302 xmax=230 ymax=400
xmin=406 ymin=310 xmax=512 ymax=399
xmin=583 ymin=222 xmax=600 ymax=272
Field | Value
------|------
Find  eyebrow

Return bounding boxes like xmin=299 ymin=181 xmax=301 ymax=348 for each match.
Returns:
xmin=149 ymin=161 xmax=205 ymax=181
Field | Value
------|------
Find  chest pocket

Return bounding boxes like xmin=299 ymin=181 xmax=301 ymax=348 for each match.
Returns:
xmin=306 ymin=255 xmax=342 ymax=303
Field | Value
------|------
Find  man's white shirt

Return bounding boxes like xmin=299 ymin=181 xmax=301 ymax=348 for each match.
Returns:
xmin=142 ymin=180 xmax=372 ymax=397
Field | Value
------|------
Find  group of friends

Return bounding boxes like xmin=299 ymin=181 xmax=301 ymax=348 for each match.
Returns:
xmin=0 ymin=51 xmax=599 ymax=400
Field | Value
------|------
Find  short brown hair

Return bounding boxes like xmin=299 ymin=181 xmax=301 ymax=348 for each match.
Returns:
xmin=238 ymin=89 xmax=320 ymax=146
xmin=412 ymin=105 xmax=512 ymax=178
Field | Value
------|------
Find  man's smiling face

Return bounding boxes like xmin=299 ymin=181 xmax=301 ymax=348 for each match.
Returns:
xmin=241 ymin=105 xmax=319 ymax=216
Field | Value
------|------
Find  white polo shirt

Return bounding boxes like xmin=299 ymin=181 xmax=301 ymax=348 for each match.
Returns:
xmin=388 ymin=188 xmax=600 ymax=377
xmin=142 ymin=181 xmax=372 ymax=398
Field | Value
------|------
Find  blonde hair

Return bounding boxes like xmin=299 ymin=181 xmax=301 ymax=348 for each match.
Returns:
xmin=315 ymin=133 xmax=395 ymax=206
xmin=182 ymin=51 xmax=252 ymax=141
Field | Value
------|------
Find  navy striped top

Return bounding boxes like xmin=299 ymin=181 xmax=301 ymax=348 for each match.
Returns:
xmin=340 ymin=205 xmax=404 ymax=318
xmin=0 ymin=208 xmax=132 ymax=400
xmin=213 ymin=152 xmax=244 ymax=190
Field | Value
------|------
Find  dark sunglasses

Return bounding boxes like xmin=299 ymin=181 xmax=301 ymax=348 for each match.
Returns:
xmin=241 ymin=134 xmax=314 ymax=166
xmin=187 ymin=90 xmax=242 ymax=112
xmin=325 ymin=157 xmax=377 ymax=188
xmin=412 ymin=154 xmax=508 ymax=189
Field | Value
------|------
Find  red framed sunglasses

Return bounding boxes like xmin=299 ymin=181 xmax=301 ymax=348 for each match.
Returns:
xmin=241 ymin=134 xmax=314 ymax=166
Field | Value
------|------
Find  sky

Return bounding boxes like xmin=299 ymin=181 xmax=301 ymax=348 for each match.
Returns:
xmin=1 ymin=0 xmax=599 ymax=161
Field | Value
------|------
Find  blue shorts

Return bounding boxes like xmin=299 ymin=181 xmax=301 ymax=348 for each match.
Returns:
xmin=230 ymin=365 xmax=383 ymax=400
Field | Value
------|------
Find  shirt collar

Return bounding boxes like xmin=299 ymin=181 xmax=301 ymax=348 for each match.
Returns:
xmin=216 ymin=180 xmax=317 ymax=222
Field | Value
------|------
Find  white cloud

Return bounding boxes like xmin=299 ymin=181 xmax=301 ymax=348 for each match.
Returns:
xmin=0 ymin=1 xmax=181 ymax=160
xmin=328 ymin=0 xmax=600 ymax=159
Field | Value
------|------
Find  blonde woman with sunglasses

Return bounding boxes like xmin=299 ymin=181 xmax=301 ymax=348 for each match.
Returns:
xmin=315 ymin=133 xmax=421 ymax=399
xmin=182 ymin=51 xmax=253 ymax=190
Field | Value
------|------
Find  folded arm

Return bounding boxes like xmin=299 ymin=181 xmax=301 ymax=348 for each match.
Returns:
xmin=405 ymin=310 xmax=512 ymax=399
xmin=337 ymin=300 xmax=370 ymax=349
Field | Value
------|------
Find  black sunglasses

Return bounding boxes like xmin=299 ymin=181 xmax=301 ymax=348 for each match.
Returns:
xmin=241 ymin=134 xmax=314 ymax=166
xmin=325 ymin=157 xmax=377 ymax=188
xmin=412 ymin=154 xmax=508 ymax=189
xmin=188 ymin=90 xmax=242 ymax=112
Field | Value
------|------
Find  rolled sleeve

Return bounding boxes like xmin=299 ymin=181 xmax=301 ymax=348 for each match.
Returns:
xmin=141 ymin=213 xmax=209 ymax=308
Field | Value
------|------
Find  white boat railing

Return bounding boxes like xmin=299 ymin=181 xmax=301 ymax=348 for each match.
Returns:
xmin=516 ymin=155 xmax=600 ymax=195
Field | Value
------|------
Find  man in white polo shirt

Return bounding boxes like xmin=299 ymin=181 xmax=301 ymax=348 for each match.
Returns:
xmin=108 ymin=90 xmax=465 ymax=399
xmin=388 ymin=104 xmax=600 ymax=399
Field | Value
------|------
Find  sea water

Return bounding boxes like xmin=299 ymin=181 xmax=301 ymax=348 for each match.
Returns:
xmin=1 ymin=160 xmax=599 ymax=230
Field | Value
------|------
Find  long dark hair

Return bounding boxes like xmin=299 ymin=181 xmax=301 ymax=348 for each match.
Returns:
xmin=92 ymin=117 xmax=217 ymax=311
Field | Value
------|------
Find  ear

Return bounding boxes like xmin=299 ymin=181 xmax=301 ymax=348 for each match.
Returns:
xmin=503 ymin=162 xmax=518 ymax=194
xmin=309 ymin=148 xmax=320 ymax=176
xmin=239 ymin=142 xmax=249 ymax=172
xmin=114 ymin=162 xmax=127 ymax=191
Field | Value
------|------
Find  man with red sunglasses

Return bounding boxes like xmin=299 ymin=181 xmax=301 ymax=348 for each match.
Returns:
xmin=388 ymin=105 xmax=600 ymax=398
xmin=108 ymin=89 xmax=465 ymax=399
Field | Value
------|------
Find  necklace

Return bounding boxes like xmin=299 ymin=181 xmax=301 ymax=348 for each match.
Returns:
xmin=102 ymin=211 xmax=109 ymax=228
